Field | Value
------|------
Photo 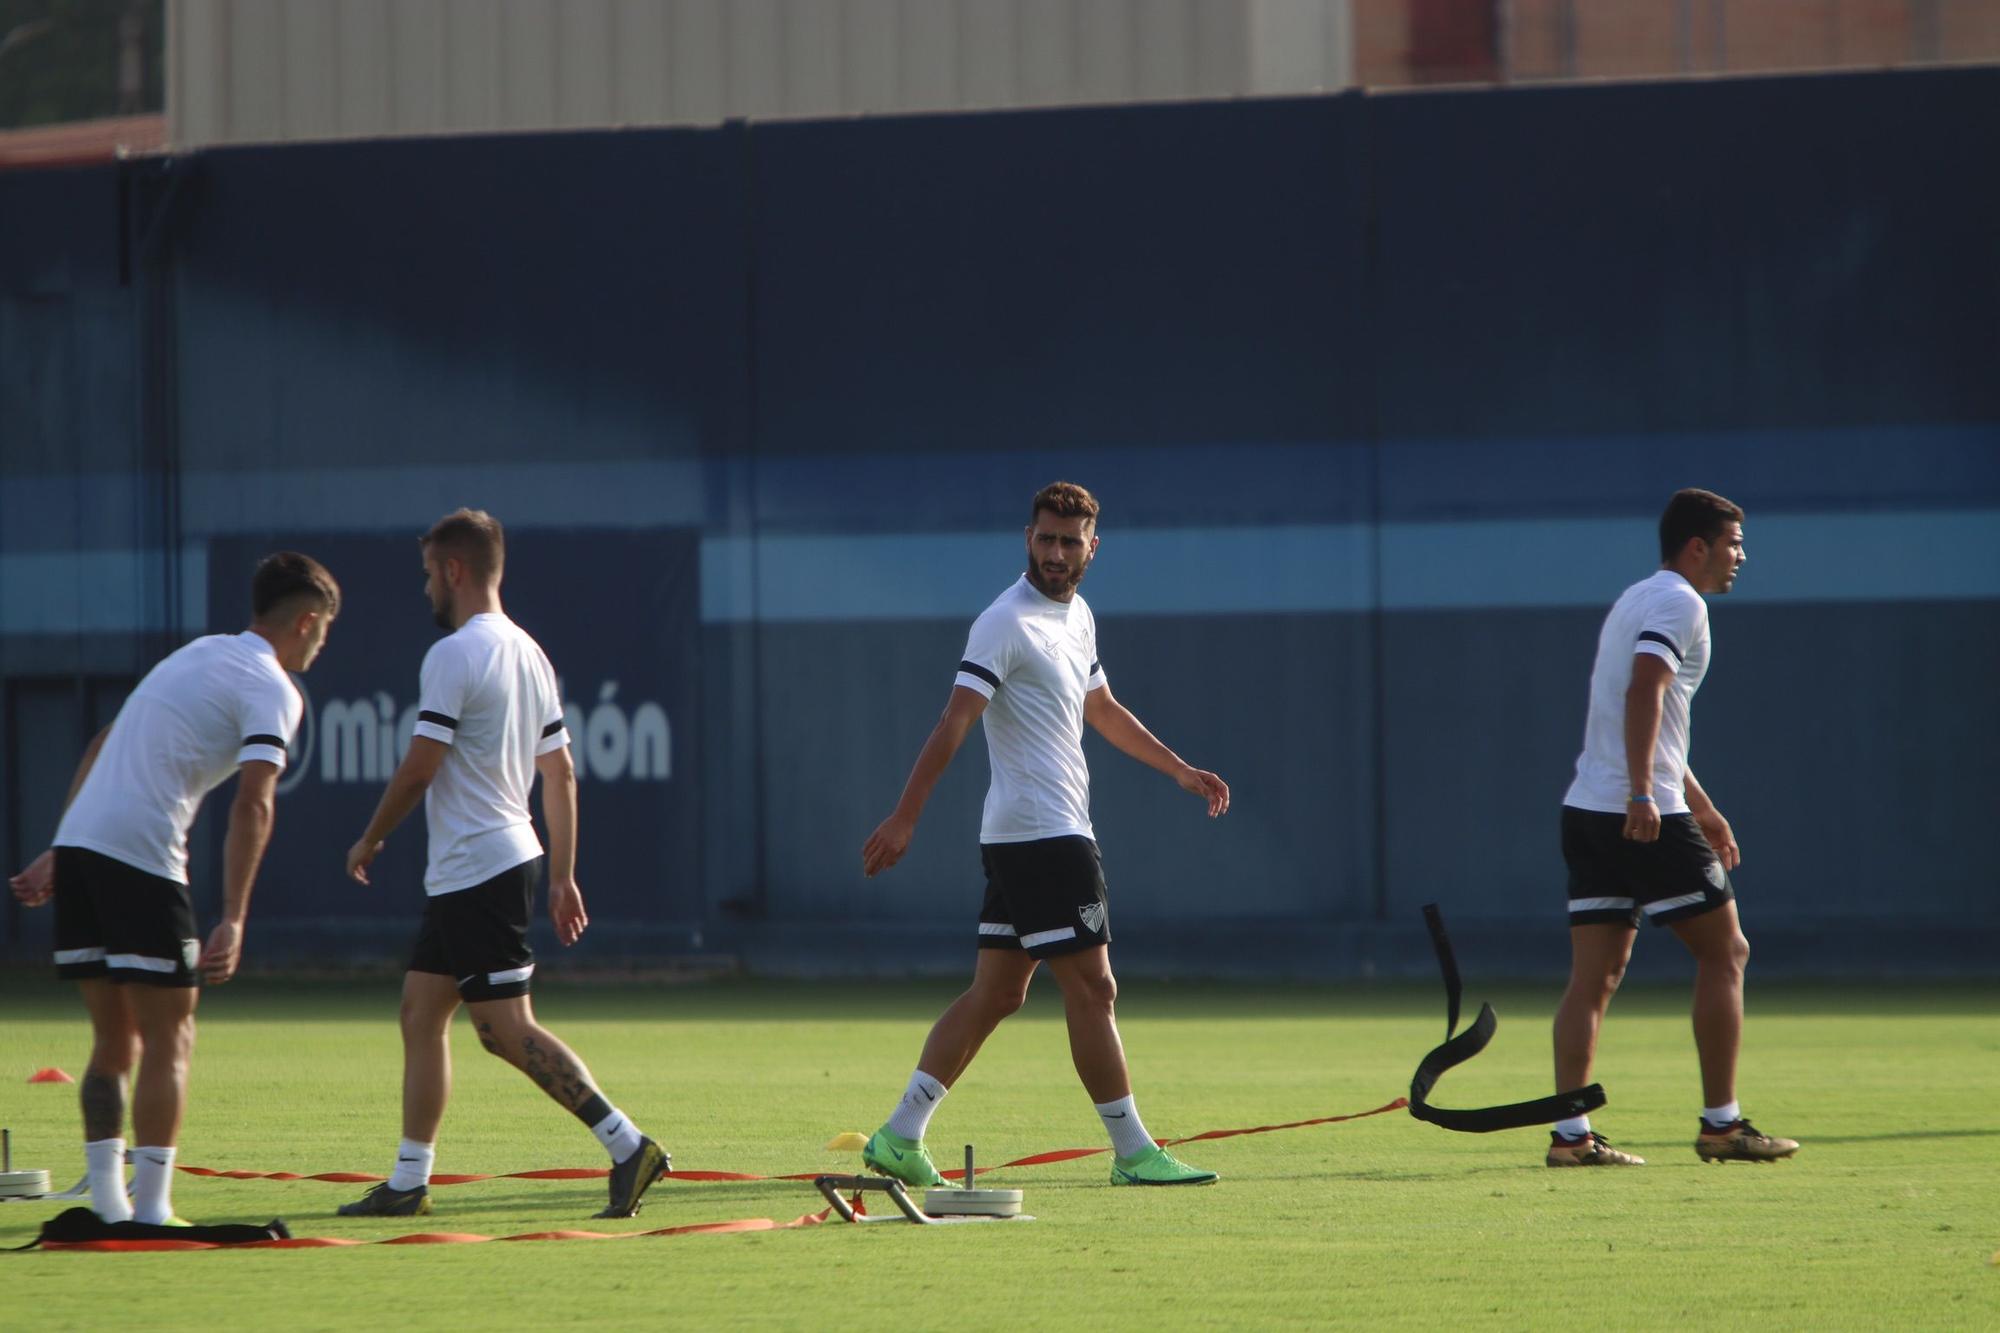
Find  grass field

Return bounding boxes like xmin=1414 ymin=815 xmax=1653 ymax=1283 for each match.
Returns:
xmin=2 ymin=972 xmax=1995 ymax=1330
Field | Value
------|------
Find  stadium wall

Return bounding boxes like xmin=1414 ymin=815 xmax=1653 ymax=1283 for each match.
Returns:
xmin=4 ymin=68 xmax=1996 ymax=979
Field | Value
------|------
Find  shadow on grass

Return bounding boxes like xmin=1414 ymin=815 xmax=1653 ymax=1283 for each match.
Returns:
xmin=1789 ymin=1128 xmax=2000 ymax=1146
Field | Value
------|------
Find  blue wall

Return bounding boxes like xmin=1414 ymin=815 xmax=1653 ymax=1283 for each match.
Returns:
xmin=4 ymin=68 xmax=1997 ymax=977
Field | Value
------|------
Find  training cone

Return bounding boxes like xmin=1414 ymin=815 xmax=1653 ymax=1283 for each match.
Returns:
xmin=28 ymin=1068 xmax=75 ymax=1084
xmin=824 ymin=1132 xmax=869 ymax=1152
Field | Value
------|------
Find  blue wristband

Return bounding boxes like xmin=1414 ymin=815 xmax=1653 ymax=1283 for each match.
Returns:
xmin=1628 ymin=794 xmax=1656 ymax=804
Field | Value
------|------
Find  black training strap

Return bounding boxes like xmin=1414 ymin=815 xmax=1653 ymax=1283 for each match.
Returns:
xmin=1408 ymin=904 xmax=1606 ymax=1133
xmin=11 ymin=1206 xmax=291 ymax=1249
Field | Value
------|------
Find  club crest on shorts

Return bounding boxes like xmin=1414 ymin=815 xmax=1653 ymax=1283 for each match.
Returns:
xmin=1704 ymin=860 xmax=1726 ymax=889
xmin=180 ymin=938 xmax=201 ymax=972
xmin=1079 ymin=902 xmax=1106 ymax=935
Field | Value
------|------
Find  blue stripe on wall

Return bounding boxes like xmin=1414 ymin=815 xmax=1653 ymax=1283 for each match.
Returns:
xmin=8 ymin=425 xmax=1992 ymax=552
xmin=0 ymin=547 xmax=207 ymax=634
xmin=701 ymin=509 xmax=2000 ymax=622
xmin=8 ymin=509 xmax=1994 ymax=633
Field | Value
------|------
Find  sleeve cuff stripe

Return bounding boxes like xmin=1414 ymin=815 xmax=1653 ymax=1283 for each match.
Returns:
xmin=541 ymin=719 xmax=564 ymax=738
xmin=418 ymin=710 xmax=458 ymax=729
xmin=1090 ymin=660 xmax=1101 ymax=674
xmin=1636 ymin=630 xmax=1682 ymax=660
xmin=957 ymin=660 xmax=1000 ymax=689
xmin=241 ymin=733 xmax=287 ymax=751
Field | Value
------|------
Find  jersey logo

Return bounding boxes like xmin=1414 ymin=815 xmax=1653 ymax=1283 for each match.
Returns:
xmin=1024 ymin=624 xmax=1067 ymax=660
xmin=1079 ymin=902 xmax=1106 ymax=934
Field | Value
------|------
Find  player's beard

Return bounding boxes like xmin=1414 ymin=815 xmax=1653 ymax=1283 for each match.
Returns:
xmin=1028 ymin=557 xmax=1088 ymax=599
xmin=431 ymin=592 xmax=454 ymax=630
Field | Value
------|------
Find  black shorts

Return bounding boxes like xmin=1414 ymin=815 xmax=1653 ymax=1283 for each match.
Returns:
xmin=1560 ymin=807 xmax=1734 ymax=929
xmin=51 ymin=845 xmax=201 ymax=987
xmin=408 ymin=858 xmax=541 ymax=1001
xmin=977 ymin=836 xmax=1111 ymax=959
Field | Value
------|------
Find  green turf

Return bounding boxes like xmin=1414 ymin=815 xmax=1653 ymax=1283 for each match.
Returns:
xmin=1 ymin=973 xmax=1994 ymax=1330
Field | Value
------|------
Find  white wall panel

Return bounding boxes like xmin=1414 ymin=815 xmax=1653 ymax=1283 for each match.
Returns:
xmin=1017 ymin=0 xmax=1077 ymax=104
xmin=1075 ymin=0 xmax=1137 ymax=103
xmin=168 ymin=0 xmax=1360 ymax=148
xmin=668 ymin=0 xmax=727 ymax=126
xmin=558 ymin=0 xmax=617 ymax=127
xmin=898 ymin=0 xmax=959 ymax=109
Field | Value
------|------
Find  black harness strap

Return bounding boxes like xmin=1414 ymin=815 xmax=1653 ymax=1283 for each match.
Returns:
xmin=12 ymin=1206 xmax=292 ymax=1249
xmin=1408 ymin=904 xmax=1606 ymax=1133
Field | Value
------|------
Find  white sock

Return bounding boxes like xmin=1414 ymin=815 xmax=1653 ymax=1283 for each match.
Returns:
xmin=1094 ymin=1095 xmax=1155 ymax=1160
xmin=1553 ymin=1115 xmax=1593 ymax=1140
xmin=884 ymin=1070 xmax=948 ymax=1140
xmin=85 ymin=1138 xmax=132 ymax=1223
xmin=130 ymin=1145 xmax=176 ymax=1224
xmin=389 ymin=1138 xmax=435 ymax=1191
xmin=1702 ymin=1101 xmax=1741 ymax=1129
xmin=589 ymin=1107 xmax=645 ymax=1165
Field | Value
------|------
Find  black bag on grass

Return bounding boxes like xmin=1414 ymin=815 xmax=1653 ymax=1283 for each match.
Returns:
xmin=13 ymin=1206 xmax=291 ymax=1249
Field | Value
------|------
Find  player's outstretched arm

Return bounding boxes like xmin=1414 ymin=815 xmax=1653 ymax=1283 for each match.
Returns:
xmin=8 ymin=725 xmax=112 ymax=907
xmin=535 ymin=745 xmax=588 ymax=946
xmin=1083 ymin=684 xmax=1229 ymax=817
xmin=1683 ymin=768 xmax=1740 ymax=869
xmin=862 ymin=686 xmax=989 ymax=877
xmin=202 ymin=759 xmax=279 ymax=984
xmin=346 ymin=736 xmax=448 ymax=883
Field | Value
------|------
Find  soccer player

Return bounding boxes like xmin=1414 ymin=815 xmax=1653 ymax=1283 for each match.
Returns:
xmin=337 ymin=509 xmax=667 ymax=1220
xmin=1547 ymin=489 xmax=1798 ymax=1167
xmin=8 ymin=552 xmax=339 ymax=1224
xmin=858 ymin=481 xmax=1229 ymax=1188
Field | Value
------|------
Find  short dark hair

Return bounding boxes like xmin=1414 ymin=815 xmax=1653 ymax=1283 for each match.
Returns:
xmin=1659 ymin=489 xmax=1745 ymax=562
xmin=422 ymin=508 xmax=505 ymax=580
xmin=252 ymin=551 xmax=340 ymax=620
xmin=1030 ymin=481 xmax=1100 ymax=528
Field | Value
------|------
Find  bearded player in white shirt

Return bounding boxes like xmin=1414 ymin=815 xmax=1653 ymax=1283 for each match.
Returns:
xmin=859 ymin=481 xmax=1230 ymax=1188
xmin=1546 ymin=488 xmax=1798 ymax=1168
xmin=338 ymin=509 xmax=667 ymax=1220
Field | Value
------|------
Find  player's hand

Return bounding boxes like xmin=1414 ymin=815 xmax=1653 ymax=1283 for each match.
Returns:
xmin=345 ymin=837 xmax=383 ymax=884
xmin=199 ymin=920 xmax=243 ymax=984
xmin=8 ymin=849 xmax=54 ymax=907
xmin=1176 ymin=766 xmax=1230 ymax=817
xmin=861 ymin=813 xmax=917 ymax=878
xmin=550 ymin=878 xmax=589 ymax=946
xmin=1694 ymin=807 xmax=1740 ymax=870
xmin=1622 ymin=800 xmax=1661 ymax=843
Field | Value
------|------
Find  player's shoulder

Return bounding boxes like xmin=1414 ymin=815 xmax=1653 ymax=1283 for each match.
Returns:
xmin=971 ymin=578 xmax=1034 ymax=631
xmin=1618 ymin=569 xmax=1693 ymax=610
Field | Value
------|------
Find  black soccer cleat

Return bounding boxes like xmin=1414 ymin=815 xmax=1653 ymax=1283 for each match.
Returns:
xmin=594 ymin=1137 xmax=670 ymax=1218
xmin=337 ymin=1182 xmax=432 ymax=1217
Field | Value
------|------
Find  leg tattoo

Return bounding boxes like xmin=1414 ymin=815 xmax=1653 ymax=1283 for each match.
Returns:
xmin=81 ymin=1070 xmax=126 ymax=1142
xmin=518 ymin=1033 xmax=597 ymax=1111
xmin=475 ymin=1021 xmax=503 ymax=1056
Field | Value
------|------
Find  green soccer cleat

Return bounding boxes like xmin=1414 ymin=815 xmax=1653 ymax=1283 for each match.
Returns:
xmin=1109 ymin=1145 xmax=1218 ymax=1186
xmin=862 ymin=1128 xmax=945 ymax=1188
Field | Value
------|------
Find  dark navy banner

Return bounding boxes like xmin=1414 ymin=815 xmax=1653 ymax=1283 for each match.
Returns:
xmin=203 ymin=529 xmax=701 ymax=931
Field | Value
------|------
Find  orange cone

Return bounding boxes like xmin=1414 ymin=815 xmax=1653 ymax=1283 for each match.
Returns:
xmin=28 ymin=1067 xmax=75 ymax=1084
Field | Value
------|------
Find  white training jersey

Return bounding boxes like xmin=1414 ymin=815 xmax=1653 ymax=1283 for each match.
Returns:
xmin=410 ymin=613 xmax=571 ymax=895
xmin=953 ymin=576 xmax=1109 ymax=844
xmin=55 ymin=632 xmax=302 ymax=884
xmin=1564 ymin=569 xmax=1712 ymax=815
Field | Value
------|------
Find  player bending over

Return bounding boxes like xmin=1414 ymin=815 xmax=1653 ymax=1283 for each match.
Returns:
xmin=10 ymin=552 xmax=339 ymax=1224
